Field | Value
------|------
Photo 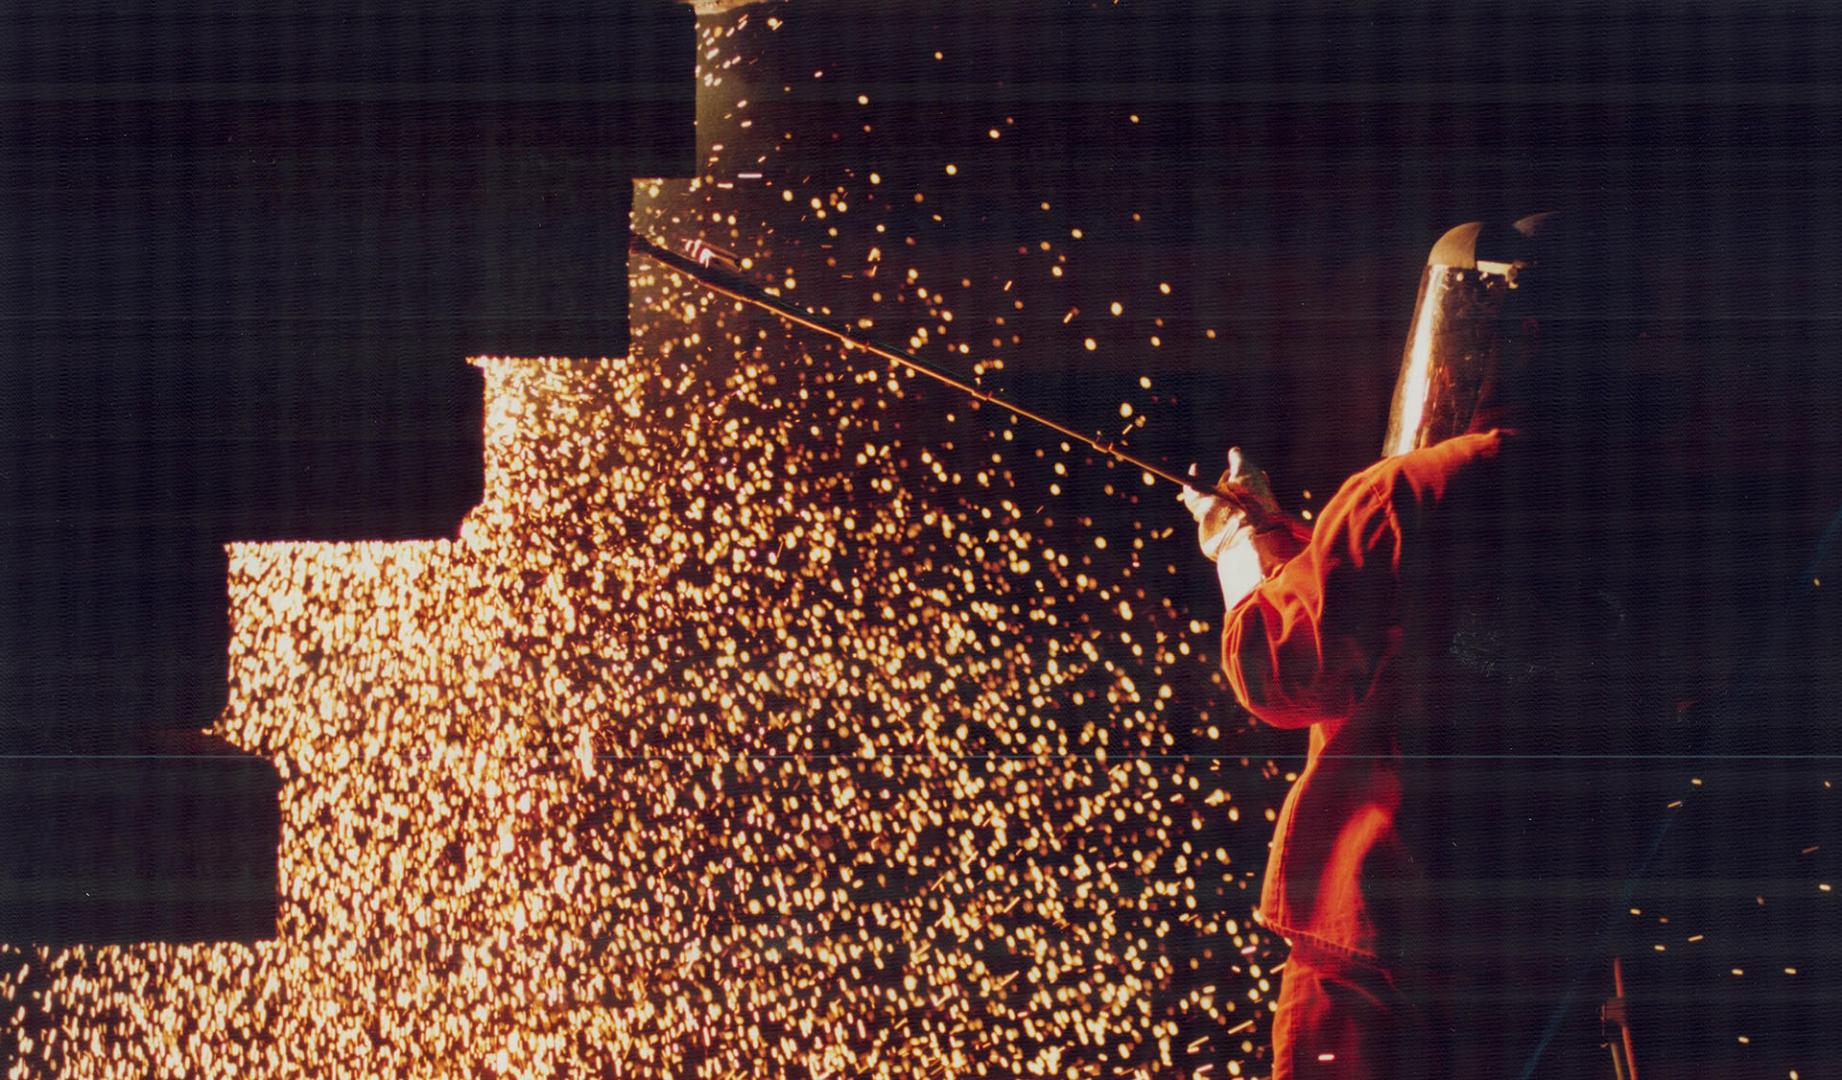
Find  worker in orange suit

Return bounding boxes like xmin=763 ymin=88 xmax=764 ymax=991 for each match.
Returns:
xmin=1184 ymin=213 xmax=1715 ymax=1079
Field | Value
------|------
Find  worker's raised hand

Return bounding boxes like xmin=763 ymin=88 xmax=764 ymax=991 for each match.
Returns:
xmin=1181 ymin=448 xmax=1303 ymax=611
xmin=1180 ymin=447 xmax=1279 ymax=560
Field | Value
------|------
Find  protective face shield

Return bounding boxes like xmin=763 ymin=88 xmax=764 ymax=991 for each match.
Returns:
xmin=1382 ymin=219 xmax=1530 ymax=457
xmin=1384 ymin=211 xmax=1664 ymax=456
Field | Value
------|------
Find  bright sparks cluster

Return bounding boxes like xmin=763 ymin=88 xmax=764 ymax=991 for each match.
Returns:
xmin=0 ymin=323 xmax=1276 ymax=1076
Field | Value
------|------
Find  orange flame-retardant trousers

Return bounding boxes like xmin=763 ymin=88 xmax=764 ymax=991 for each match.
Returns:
xmin=1270 ymin=944 xmax=1608 ymax=1080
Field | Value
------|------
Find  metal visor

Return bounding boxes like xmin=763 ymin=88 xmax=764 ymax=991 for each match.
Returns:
xmin=1382 ymin=263 xmax=1519 ymax=457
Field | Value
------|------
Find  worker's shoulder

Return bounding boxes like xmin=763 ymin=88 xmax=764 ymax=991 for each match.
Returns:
xmin=1356 ymin=430 xmax=1511 ymax=510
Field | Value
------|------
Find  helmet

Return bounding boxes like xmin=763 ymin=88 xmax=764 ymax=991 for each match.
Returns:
xmin=1383 ymin=211 xmax=1655 ymax=456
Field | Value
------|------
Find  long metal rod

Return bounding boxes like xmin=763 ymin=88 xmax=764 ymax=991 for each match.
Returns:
xmin=629 ymin=233 xmax=1258 ymax=515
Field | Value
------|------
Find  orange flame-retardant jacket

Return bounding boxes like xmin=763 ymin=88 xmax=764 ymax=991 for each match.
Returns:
xmin=1223 ymin=430 xmax=1687 ymax=968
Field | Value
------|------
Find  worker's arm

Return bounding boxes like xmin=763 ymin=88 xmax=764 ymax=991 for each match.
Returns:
xmin=1201 ymin=464 xmax=1406 ymax=729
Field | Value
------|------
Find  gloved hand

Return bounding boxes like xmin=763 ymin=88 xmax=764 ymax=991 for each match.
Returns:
xmin=1179 ymin=447 xmax=1302 ymax=611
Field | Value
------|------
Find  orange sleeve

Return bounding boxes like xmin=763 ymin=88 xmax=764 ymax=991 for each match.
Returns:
xmin=1222 ymin=466 xmax=1406 ymax=729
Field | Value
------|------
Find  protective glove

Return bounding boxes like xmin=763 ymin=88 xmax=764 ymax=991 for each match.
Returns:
xmin=1179 ymin=447 xmax=1307 ymax=611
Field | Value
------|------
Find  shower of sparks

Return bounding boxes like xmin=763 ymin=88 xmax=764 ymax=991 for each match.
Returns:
xmin=2 ymin=6 xmax=1834 ymax=1079
xmin=0 ymin=14 xmax=1288 ymax=1079
xmin=0 ymin=324 xmax=1284 ymax=1076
